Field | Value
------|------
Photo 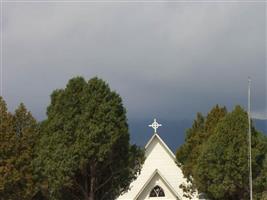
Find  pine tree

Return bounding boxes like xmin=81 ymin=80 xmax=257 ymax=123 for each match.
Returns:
xmin=176 ymin=105 xmax=267 ymax=199
xmin=205 ymin=104 xmax=227 ymax=135
xmin=13 ymin=103 xmax=37 ymax=199
xmin=176 ymin=105 xmax=227 ymax=181
xmin=35 ymin=77 xmax=144 ymax=200
xmin=0 ymin=98 xmax=37 ymax=199
xmin=195 ymin=106 xmax=267 ymax=200
xmin=254 ymin=137 xmax=267 ymax=200
xmin=0 ymin=97 xmax=17 ymax=199
xmin=176 ymin=112 xmax=205 ymax=179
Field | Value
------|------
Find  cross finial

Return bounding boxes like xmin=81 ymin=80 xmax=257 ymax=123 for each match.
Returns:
xmin=148 ymin=118 xmax=162 ymax=134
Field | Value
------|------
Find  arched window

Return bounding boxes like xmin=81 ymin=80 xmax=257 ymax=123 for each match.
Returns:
xmin=149 ymin=185 xmax=165 ymax=197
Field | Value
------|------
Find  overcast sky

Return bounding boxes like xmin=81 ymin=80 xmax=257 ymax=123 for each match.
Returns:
xmin=2 ymin=2 xmax=266 ymax=123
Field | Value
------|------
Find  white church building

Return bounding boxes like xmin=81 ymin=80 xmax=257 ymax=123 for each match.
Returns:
xmin=117 ymin=119 xmax=200 ymax=200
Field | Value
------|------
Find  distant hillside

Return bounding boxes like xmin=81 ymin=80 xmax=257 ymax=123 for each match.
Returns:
xmin=129 ymin=118 xmax=267 ymax=153
xmin=254 ymin=119 xmax=267 ymax=134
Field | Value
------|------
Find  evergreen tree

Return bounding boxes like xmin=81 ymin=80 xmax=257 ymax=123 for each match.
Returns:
xmin=205 ymin=104 xmax=227 ymax=135
xmin=176 ymin=112 xmax=205 ymax=179
xmin=0 ymin=98 xmax=37 ymax=200
xmin=254 ymin=141 xmax=267 ymax=200
xmin=0 ymin=97 xmax=17 ymax=199
xmin=13 ymin=103 xmax=37 ymax=199
xmin=195 ymin=106 xmax=267 ymax=200
xmin=176 ymin=105 xmax=267 ymax=199
xmin=35 ymin=77 xmax=144 ymax=200
xmin=176 ymin=105 xmax=227 ymax=181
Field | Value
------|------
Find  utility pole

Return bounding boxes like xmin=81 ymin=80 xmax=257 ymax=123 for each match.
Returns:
xmin=248 ymin=77 xmax=253 ymax=200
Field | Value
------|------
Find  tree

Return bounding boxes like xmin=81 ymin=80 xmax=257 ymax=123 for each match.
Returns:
xmin=0 ymin=97 xmax=17 ymax=199
xmin=12 ymin=103 xmax=38 ymax=199
xmin=205 ymin=104 xmax=227 ymax=135
xmin=176 ymin=105 xmax=267 ymax=199
xmin=176 ymin=105 xmax=227 ymax=181
xmin=195 ymin=106 xmax=267 ymax=200
xmin=176 ymin=112 xmax=205 ymax=179
xmin=35 ymin=77 xmax=144 ymax=200
xmin=176 ymin=105 xmax=227 ymax=199
xmin=0 ymin=98 xmax=38 ymax=200
xmin=254 ymin=142 xmax=267 ymax=200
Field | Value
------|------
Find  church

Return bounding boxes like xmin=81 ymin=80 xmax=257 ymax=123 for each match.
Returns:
xmin=117 ymin=119 xmax=200 ymax=200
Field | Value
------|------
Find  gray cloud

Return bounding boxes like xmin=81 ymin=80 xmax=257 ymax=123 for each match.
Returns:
xmin=2 ymin=3 xmax=266 ymax=121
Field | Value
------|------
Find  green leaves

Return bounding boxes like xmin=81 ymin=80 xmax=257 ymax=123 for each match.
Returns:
xmin=176 ymin=104 xmax=267 ymax=200
xmin=176 ymin=105 xmax=227 ymax=181
xmin=0 ymin=97 xmax=38 ymax=200
xmin=35 ymin=76 xmax=144 ymax=200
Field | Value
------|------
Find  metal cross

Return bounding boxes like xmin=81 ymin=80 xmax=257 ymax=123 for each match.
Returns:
xmin=149 ymin=118 xmax=162 ymax=134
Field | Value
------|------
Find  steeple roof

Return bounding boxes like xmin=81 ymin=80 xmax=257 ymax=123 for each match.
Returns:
xmin=117 ymin=133 xmax=199 ymax=200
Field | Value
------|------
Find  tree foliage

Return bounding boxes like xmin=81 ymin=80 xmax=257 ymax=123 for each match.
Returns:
xmin=0 ymin=98 xmax=37 ymax=200
xmin=176 ymin=105 xmax=267 ymax=200
xmin=34 ymin=77 xmax=144 ymax=200
xmin=176 ymin=112 xmax=205 ymax=179
xmin=176 ymin=105 xmax=227 ymax=181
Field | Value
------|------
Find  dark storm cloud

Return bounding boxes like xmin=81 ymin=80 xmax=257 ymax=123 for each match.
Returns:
xmin=2 ymin=4 xmax=266 ymax=120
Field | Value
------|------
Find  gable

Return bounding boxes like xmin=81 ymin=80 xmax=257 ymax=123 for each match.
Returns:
xmin=117 ymin=133 xmax=199 ymax=200
xmin=136 ymin=170 xmax=180 ymax=200
xmin=145 ymin=134 xmax=176 ymax=160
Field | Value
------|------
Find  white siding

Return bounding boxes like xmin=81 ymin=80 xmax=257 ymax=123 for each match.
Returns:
xmin=137 ymin=173 xmax=177 ymax=200
xmin=117 ymin=134 xmax=199 ymax=200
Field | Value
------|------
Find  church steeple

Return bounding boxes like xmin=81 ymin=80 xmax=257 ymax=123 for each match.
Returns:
xmin=117 ymin=118 xmax=199 ymax=200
